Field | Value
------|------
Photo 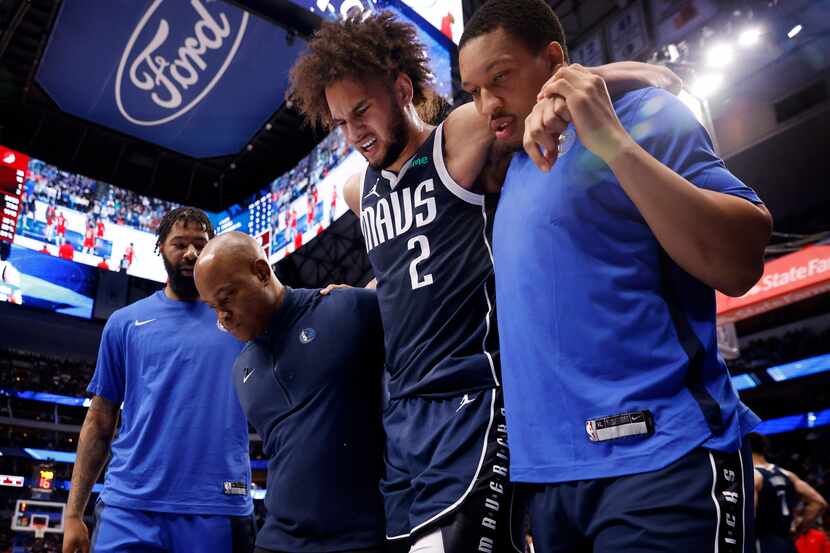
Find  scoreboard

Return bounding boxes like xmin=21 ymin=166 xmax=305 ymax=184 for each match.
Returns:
xmin=0 ymin=147 xmax=28 ymax=244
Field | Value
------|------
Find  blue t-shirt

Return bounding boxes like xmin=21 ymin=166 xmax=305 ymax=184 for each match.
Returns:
xmin=234 ymin=287 xmax=386 ymax=552
xmin=495 ymin=87 xmax=761 ymax=484
xmin=88 ymin=290 xmax=252 ymax=515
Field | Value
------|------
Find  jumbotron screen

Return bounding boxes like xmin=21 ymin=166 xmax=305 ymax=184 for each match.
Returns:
xmin=6 ymin=147 xmax=180 ymax=283
xmin=0 ymin=147 xmax=28 ymax=244
xmin=209 ymin=127 xmax=365 ymax=263
xmin=5 ymin=132 xmax=362 ymax=282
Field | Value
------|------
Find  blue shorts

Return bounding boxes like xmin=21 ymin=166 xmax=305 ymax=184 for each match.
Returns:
xmin=381 ymin=388 xmax=523 ymax=551
xmin=520 ymin=440 xmax=755 ymax=553
xmin=91 ymin=501 xmax=255 ymax=553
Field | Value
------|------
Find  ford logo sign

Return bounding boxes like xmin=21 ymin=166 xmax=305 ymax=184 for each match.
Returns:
xmin=115 ymin=0 xmax=249 ymax=127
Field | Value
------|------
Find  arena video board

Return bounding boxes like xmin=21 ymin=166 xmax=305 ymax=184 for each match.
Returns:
xmin=0 ymin=243 xmax=98 ymax=319
xmin=210 ymin=127 xmax=365 ymax=263
xmin=7 ymin=133 xmax=359 ymax=283
xmin=0 ymin=147 xmax=27 ymax=244
xmin=3 ymin=143 xmax=178 ymax=283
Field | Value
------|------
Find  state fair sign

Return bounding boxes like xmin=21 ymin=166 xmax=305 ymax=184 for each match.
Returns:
xmin=717 ymin=246 xmax=830 ymax=324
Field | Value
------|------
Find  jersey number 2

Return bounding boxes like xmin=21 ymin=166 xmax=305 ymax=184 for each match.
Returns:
xmin=407 ymin=235 xmax=434 ymax=290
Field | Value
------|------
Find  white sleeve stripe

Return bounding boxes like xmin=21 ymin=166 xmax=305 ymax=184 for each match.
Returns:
xmin=433 ymin=122 xmax=485 ymax=207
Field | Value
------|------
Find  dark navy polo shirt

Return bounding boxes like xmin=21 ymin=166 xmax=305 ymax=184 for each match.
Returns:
xmin=233 ymin=287 xmax=386 ymax=551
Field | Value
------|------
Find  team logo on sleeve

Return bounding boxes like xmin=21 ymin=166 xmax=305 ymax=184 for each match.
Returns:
xmin=299 ymin=328 xmax=317 ymax=344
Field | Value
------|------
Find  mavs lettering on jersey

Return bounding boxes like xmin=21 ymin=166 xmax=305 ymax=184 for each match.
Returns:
xmin=361 ymin=177 xmax=436 ymax=289
xmin=359 ymin=123 xmax=500 ymax=399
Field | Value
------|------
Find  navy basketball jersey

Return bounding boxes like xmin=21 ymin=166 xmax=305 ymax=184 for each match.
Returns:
xmin=756 ymin=465 xmax=797 ymax=538
xmin=359 ymin=122 xmax=499 ymax=399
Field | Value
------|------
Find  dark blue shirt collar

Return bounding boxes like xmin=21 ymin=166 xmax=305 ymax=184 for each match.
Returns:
xmin=261 ymin=286 xmax=297 ymax=341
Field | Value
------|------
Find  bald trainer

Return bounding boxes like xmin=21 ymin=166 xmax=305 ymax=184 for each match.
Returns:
xmin=194 ymin=232 xmax=391 ymax=553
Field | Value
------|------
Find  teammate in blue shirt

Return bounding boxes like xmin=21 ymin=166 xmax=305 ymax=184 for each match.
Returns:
xmin=63 ymin=208 xmax=254 ymax=553
xmin=193 ymin=231 xmax=391 ymax=553
xmin=458 ymin=1 xmax=774 ymax=551
xmin=288 ymin=12 xmax=677 ymax=553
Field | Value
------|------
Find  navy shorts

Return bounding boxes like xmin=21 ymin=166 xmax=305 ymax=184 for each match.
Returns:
xmin=91 ymin=501 xmax=255 ymax=553
xmin=520 ymin=440 xmax=755 ymax=553
xmin=381 ymin=388 xmax=523 ymax=552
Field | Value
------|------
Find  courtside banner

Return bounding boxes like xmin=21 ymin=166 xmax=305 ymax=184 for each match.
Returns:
xmin=36 ymin=0 xmax=304 ymax=158
xmin=717 ymin=245 xmax=830 ymax=324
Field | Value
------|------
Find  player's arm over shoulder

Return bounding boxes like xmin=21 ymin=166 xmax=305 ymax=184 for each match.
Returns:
xmin=344 ymin=172 xmax=362 ymax=216
xmin=442 ymin=102 xmax=494 ymax=190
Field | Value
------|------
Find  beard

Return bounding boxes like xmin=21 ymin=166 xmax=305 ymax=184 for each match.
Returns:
xmin=162 ymin=253 xmax=199 ymax=300
xmin=369 ymin=105 xmax=409 ymax=170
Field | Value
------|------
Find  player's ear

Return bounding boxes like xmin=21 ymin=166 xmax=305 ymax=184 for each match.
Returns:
xmin=253 ymin=258 xmax=271 ymax=284
xmin=543 ymin=41 xmax=565 ymax=72
xmin=394 ymin=73 xmax=414 ymax=106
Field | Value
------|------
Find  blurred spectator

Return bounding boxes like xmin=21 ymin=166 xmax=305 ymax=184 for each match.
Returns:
xmin=124 ymin=243 xmax=135 ymax=267
xmin=54 ymin=213 xmax=65 ymax=247
xmin=57 ymin=242 xmax=73 ymax=261
xmin=797 ymin=526 xmax=830 ymax=553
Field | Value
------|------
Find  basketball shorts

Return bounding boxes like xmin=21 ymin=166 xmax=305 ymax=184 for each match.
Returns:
xmin=519 ymin=440 xmax=755 ymax=553
xmin=91 ymin=501 xmax=256 ymax=553
xmin=382 ymin=388 xmax=524 ymax=552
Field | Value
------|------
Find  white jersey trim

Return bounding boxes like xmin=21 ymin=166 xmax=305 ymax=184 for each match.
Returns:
xmin=433 ymin=122 xmax=485 ymax=206
xmin=381 ymin=155 xmax=415 ymax=190
xmin=410 ymin=529 xmax=445 ymax=552
xmin=480 ymin=203 xmax=500 ymax=387
xmin=357 ymin=163 xmax=370 ymax=215
xmin=738 ymin=448 xmax=747 ymax=553
xmin=709 ymin=451 xmax=722 ymax=553
xmin=385 ymin=388 xmax=497 ymax=540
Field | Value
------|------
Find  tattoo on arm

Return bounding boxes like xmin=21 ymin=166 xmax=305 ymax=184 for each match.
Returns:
xmin=66 ymin=396 xmax=119 ymax=517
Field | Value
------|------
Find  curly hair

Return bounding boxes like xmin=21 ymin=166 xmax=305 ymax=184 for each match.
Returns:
xmin=155 ymin=207 xmax=214 ymax=253
xmin=289 ymin=12 xmax=434 ymax=129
